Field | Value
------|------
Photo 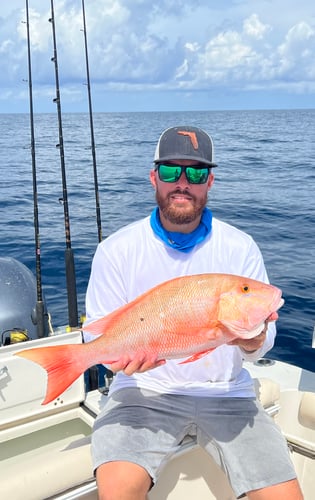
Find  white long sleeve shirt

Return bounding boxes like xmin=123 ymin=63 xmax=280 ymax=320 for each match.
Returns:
xmin=84 ymin=216 xmax=276 ymax=398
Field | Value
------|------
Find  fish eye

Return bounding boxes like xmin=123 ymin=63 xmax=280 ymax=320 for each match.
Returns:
xmin=242 ymin=285 xmax=250 ymax=293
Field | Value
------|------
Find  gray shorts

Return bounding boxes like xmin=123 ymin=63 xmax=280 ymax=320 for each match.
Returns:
xmin=91 ymin=388 xmax=296 ymax=498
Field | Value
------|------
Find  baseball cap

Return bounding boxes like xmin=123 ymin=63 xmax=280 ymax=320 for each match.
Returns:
xmin=154 ymin=126 xmax=217 ymax=167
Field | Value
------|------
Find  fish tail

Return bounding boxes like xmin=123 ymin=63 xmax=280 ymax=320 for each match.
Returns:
xmin=16 ymin=344 xmax=88 ymax=405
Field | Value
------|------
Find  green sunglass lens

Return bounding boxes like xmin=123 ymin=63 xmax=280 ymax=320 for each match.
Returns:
xmin=186 ymin=167 xmax=209 ymax=184
xmin=158 ymin=165 xmax=181 ymax=182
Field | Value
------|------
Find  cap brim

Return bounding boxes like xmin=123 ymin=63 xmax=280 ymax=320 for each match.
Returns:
xmin=154 ymin=155 xmax=217 ymax=167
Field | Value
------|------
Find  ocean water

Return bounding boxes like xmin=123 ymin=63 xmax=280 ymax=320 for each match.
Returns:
xmin=0 ymin=109 xmax=314 ymax=371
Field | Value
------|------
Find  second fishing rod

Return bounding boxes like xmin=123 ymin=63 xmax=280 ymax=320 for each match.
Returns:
xmin=81 ymin=0 xmax=102 ymax=244
xmin=49 ymin=0 xmax=78 ymax=328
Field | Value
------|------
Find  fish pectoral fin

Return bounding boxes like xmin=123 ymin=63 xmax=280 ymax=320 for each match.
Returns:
xmin=82 ymin=316 xmax=110 ymax=336
xmin=178 ymin=348 xmax=215 ymax=365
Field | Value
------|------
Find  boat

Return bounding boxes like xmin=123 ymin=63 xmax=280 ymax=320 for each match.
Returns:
xmin=0 ymin=258 xmax=314 ymax=499
xmin=2 ymin=1 xmax=313 ymax=496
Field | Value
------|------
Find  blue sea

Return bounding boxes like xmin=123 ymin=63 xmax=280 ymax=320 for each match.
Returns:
xmin=0 ymin=110 xmax=314 ymax=372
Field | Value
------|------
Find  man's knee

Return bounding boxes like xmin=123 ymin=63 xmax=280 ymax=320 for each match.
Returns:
xmin=246 ymin=478 xmax=303 ymax=500
xmin=96 ymin=461 xmax=152 ymax=500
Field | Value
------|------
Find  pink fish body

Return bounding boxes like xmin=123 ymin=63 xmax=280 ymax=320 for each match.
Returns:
xmin=16 ymin=273 xmax=283 ymax=404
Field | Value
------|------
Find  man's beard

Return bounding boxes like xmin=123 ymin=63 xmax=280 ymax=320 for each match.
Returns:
xmin=156 ymin=189 xmax=207 ymax=225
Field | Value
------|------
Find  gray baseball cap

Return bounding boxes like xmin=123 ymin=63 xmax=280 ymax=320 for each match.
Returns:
xmin=154 ymin=126 xmax=218 ymax=167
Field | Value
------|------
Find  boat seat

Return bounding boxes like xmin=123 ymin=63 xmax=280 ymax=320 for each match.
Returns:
xmin=298 ymin=391 xmax=315 ymax=430
xmin=276 ymin=390 xmax=315 ymax=457
xmin=0 ymin=378 xmax=283 ymax=500
xmin=0 ymin=430 xmax=95 ymax=500
xmin=273 ymin=390 xmax=315 ymax=500
xmin=253 ymin=376 xmax=280 ymax=413
xmin=149 ymin=443 xmax=249 ymax=500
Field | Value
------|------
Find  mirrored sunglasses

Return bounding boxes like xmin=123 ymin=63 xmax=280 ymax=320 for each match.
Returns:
xmin=155 ymin=163 xmax=210 ymax=184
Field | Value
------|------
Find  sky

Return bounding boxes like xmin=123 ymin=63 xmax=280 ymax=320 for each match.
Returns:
xmin=1 ymin=0 xmax=315 ymax=113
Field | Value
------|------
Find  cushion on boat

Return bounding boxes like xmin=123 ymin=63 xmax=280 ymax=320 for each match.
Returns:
xmin=253 ymin=377 xmax=280 ymax=408
xmin=298 ymin=392 xmax=315 ymax=430
xmin=0 ymin=435 xmax=94 ymax=500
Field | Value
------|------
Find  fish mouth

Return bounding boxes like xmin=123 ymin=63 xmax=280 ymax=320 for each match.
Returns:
xmin=247 ymin=291 xmax=285 ymax=338
xmin=220 ymin=287 xmax=285 ymax=338
xmin=276 ymin=297 xmax=285 ymax=311
xmin=271 ymin=289 xmax=284 ymax=313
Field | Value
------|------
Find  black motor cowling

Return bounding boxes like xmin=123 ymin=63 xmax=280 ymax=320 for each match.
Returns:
xmin=0 ymin=257 xmax=49 ymax=346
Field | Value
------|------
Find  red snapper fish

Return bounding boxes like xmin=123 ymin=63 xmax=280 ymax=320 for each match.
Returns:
xmin=16 ymin=273 xmax=284 ymax=404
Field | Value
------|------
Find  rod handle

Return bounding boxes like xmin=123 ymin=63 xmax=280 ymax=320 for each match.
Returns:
xmin=65 ymin=248 xmax=78 ymax=327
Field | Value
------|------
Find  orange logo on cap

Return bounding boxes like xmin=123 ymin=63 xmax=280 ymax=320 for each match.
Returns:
xmin=177 ymin=131 xmax=198 ymax=149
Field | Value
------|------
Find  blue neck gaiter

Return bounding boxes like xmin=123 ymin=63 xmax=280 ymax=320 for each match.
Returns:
xmin=150 ymin=207 xmax=212 ymax=253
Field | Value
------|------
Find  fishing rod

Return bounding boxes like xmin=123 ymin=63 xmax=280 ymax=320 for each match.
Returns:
xmin=81 ymin=0 xmax=102 ymax=243
xmin=25 ymin=0 xmax=45 ymax=338
xmin=49 ymin=0 xmax=78 ymax=327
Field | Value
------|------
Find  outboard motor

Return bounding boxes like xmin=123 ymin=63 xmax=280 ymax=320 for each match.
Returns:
xmin=0 ymin=257 xmax=49 ymax=346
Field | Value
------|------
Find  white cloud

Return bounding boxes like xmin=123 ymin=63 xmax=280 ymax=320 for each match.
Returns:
xmin=1 ymin=0 xmax=315 ymax=111
xmin=243 ymin=13 xmax=271 ymax=39
xmin=174 ymin=13 xmax=315 ymax=93
xmin=277 ymin=22 xmax=315 ymax=76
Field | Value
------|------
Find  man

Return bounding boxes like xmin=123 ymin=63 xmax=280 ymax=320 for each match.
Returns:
xmin=84 ymin=126 xmax=302 ymax=499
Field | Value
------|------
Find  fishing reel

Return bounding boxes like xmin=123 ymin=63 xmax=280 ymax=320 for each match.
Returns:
xmin=1 ymin=328 xmax=29 ymax=347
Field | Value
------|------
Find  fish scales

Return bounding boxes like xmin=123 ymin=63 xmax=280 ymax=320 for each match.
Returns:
xmin=98 ymin=275 xmax=219 ymax=357
xmin=15 ymin=273 xmax=283 ymax=404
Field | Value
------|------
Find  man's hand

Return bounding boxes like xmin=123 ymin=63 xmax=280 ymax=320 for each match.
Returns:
xmin=227 ymin=311 xmax=278 ymax=353
xmin=109 ymin=352 xmax=166 ymax=376
xmin=229 ymin=330 xmax=267 ymax=353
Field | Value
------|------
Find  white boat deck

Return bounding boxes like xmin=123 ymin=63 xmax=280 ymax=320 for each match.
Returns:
xmin=0 ymin=331 xmax=314 ymax=499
